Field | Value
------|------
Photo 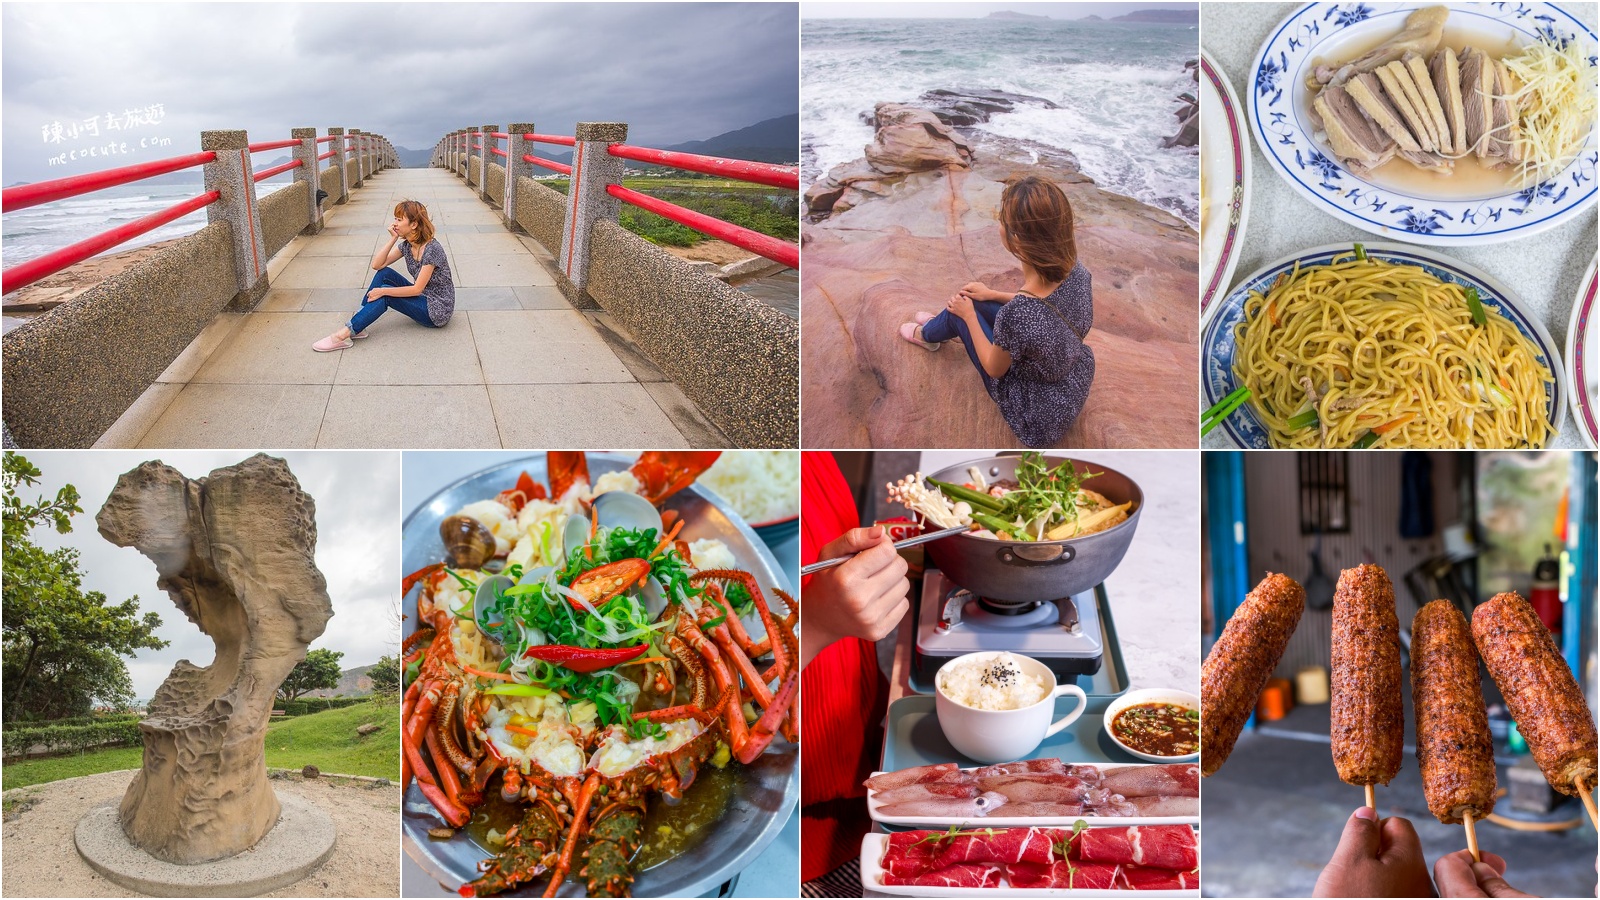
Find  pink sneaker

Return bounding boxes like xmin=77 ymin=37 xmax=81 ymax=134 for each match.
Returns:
xmin=899 ymin=322 xmax=939 ymax=351
xmin=312 ymin=332 xmax=353 ymax=352
xmin=914 ymin=311 xmax=936 ymax=326
xmin=352 ymin=330 xmax=370 ymax=340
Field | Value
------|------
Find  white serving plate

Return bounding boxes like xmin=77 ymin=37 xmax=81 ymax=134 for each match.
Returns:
xmin=867 ymin=761 xmax=1197 ymax=829
xmin=1200 ymin=242 xmax=1566 ymax=448
xmin=1101 ymin=689 xmax=1199 ymax=765
xmin=1200 ymin=49 xmax=1252 ymax=313
xmin=1565 ymin=254 xmax=1599 ymax=447
xmin=859 ymin=834 xmax=1197 ymax=898
xmin=1248 ymin=2 xmax=1597 ymax=245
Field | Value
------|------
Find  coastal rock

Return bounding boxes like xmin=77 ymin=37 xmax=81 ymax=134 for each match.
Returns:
xmin=863 ymin=103 xmax=973 ymax=174
xmin=95 ymin=454 xmax=333 ymax=864
xmin=1163 ymin=60 xmax=1200 ymax=149
xmin=916 ymin=88 xmax=1060 ymax=127
xmin=801 ymin=139 xmax=1197 ymax=448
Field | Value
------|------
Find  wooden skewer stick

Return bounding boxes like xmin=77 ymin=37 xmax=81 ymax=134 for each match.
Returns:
xmin=1365 ymin=783 xmax=1376 ymax=811
xmin=1463 ymin=810 xmax=1480 ymax=863
xmin=1577 ymin=776 xmax=1600 ymax=831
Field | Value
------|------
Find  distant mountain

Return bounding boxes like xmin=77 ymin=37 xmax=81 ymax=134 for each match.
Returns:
xmin=1110 ymin=9 xmax=1198 ymax=24
xmin=304 ymin=664 xmax=375 ymax=699
xmin=391 ymin=113 xmax=799 ymax=171
xmin=987 ymin=10 xmax=1050 ymax=20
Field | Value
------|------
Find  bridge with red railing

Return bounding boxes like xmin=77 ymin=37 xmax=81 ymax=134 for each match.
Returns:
xmin=1 ymin=119 xmax=798 ymax=450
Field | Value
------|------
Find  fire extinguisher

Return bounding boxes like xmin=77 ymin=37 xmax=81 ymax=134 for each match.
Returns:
xmin=1528 ymin=543 xmax=1561 ymax=634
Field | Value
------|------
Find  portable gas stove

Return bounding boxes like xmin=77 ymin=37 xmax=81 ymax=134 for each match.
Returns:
xmin=912 ymin=568 xmax=1127 ymax=696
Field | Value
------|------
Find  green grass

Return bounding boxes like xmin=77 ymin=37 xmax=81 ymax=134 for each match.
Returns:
xmin=542 ymin=177 xmax=798 ymax=248
xmin=2 ymin=698 xmax=399 ymax=791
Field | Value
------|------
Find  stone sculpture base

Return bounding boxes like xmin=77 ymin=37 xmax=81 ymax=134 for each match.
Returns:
xmin=74 ymin=791 xmax=334 ymax=898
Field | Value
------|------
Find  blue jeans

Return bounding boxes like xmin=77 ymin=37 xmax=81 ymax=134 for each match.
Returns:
xmin=350 ymin=268 xmax=437 ymax=333
xmin=920 ymin=300 xmax=1004 ymax=389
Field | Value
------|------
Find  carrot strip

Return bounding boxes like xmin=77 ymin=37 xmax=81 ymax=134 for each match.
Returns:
xmin=587 ymin=508 xmax=600 ymax=560
xmin=650 ymin=518 xmax=685 ymax=557
xmin=619 ymin=656 xmax=672 ymax=666
xmin=1373 ymin=413 xmax=1416 ymax=435
xmin=462 ymin=665 xmax=512 ymax=682
xmin=505 ymin=724 xmax=539 ymax=737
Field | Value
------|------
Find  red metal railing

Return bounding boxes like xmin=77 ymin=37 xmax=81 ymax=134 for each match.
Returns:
xmin=316 ymin=135 xmax=337 ymax=144
xmin=608 ymin=145 xmax=798 ymax=190
xmin=607 ymin=184 xmax=798 ymax=270
xmin=523 ymin=153 xmax=572 ymax=175
xmin=253 ymin=158 xmax=302 ymax=183
xmin=247 ymin=138 xmax=301 ymax=153
xmin=491 ymin=148 xmax=508 ymax=159
xmin=2 ymin=152 xmax=216 ymax=213
xmin=318 ymin=149 xmax=338 ymax=162
xmin=526 ymin=133 xmax=577 ymax=146
xmin=3 ymin=190 xmax=220 ymax=295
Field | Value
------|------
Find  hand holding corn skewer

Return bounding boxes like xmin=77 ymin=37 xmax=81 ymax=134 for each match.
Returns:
xmin=1330 ymin=565 xmax=1404 ymax=812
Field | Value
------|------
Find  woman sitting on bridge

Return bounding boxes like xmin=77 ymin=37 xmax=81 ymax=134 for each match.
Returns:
xmin=312 ymin=200 xmax=455 ymax=351
xmin=896 ymin=176 xmax=1094 ymax=448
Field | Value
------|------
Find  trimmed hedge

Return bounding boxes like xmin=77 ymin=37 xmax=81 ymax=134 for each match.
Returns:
xmin=274 ymin=697 xmax=368 ymax=717
xmin=2 ymin=718 xmax=144 ymax=759
xmin=3 ymin=713 xmax=141 ymax=731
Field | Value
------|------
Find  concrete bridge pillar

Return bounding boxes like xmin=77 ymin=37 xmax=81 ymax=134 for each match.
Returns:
xmin=480 ymin=124 xmax=497 ymax=202
xmin=292 ymin=127 xmax=322 ymax=236
xmin=459 ymin=130 xmax=468 ymax=176
xmin=201 ymin=130 xmax=270 ymax=311
xmin=350 ymin=129 xmax=365 ymax=187
xmin=466 ymin=127 xmax=480 ymax=186
xmin=329 ymin=127 xmax=349 ymax=204
xmin=504 ymin=122 xmax=534 ymax=232
xmin=557 ymin=121 xmax=627 ymax=309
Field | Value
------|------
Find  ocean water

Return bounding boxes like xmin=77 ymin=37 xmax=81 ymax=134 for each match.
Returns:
xmin=2 ymin=181 xmax=290 ymax=268
xmin=803 ymin=17 xmax=1198 ymax=227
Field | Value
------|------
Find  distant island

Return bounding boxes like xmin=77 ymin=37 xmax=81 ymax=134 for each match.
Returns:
xmin=986 ymin=10 xmax=1050 ymax=19
xmin=1111 ymin=9 xmax=1198 ymax=24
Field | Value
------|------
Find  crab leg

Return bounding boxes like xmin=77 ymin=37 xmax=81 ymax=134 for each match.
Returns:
xmin=543 ymin=773 xmax=602 ymax=898
xmin=736 ymin=664 xmax=799 ymax=764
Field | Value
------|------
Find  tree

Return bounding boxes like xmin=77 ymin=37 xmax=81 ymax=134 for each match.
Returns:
xmin=278 ymin=647 xmax=344 ymax=702
xmin=3 ymin=454 xmax=166 ymax=722
xmin=368 ymin=654 xmax=400 ymax=695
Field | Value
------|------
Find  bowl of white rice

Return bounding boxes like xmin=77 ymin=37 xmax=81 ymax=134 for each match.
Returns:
xmin=933 ymin=651 xmax=1087 ymax=763
xmin=697 ymin=451 xmax=799 ymax=543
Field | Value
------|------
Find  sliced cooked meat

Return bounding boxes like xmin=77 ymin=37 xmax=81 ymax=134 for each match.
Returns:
xmin=1490 ymin=59 xmax=1522 ymax=165
xmin=1313 ymin=84 xmax=1397 ymax=172
xmin=1349 ymin=73 xmax=1423 ymax=153
xmin=1316 ymin=5 xmax=1450 ymax=86
xmin=1378 ymin=60 xmax=1439 ymax=151
xmin=1403 ymin=52 xmax=1452 ymax=155
xmin=1459 ymin=47 xmax=1497 ymax=158
xmin=1430 ymin=48 xmax=1467 ymax=156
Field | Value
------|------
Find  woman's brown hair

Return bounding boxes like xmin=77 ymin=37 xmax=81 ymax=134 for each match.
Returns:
xmin=394 ymin=199 xmax=436 ymax=246
xmin=999 ymin=176 xmax=1077 ymax=284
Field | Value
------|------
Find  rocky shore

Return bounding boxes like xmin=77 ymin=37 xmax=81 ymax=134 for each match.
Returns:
xmin=801 ymin=90 xmax=1198 ymax=448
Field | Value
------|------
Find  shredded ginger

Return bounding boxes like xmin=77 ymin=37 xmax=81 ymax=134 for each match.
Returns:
xmin=1502 ymin=36 xmax=1598 ymax=186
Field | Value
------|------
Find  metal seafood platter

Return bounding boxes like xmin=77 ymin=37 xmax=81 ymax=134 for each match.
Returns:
xmin=401 ymin=453 xmax=799 ymax=898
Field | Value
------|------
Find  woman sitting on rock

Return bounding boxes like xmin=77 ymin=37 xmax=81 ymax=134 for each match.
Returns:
xmin=312 ymin=199 xmax=455 ymax=351
xmin=898 ymin=176 xmax=1094 ymax=447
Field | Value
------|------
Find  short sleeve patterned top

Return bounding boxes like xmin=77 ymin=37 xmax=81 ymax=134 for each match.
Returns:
xmin=398 ymin=238 xmax=456 ymax=326
xmin=989 ymin=262 xmax=1095 ymax=448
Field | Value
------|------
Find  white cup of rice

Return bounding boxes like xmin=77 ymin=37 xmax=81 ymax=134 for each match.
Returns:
xmin=934 ymin=651 xmax=1088 ymax=764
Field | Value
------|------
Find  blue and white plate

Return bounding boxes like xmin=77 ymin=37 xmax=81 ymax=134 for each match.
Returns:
xmin=1249 ymin=2 xmax=1597 ymax=246
xmin=1201 ymin=243 xmax=1566 ymax=448
xmin=1565 ymin=254 xmax=1599 ymax=448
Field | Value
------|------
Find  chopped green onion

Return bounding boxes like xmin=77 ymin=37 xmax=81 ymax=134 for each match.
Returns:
xmin=1202 ymin=386 xmax=1252 ymax=436
xmin=1466 ymin=287 xmax=1487 ymax=327
xmin=1354 ymin=243 xmax=1368 ymax=261
xmin=1352 ymin=431 xmax=1381 ymax=449
xmin=1286 ymin=408 xmax=1319 ymax=431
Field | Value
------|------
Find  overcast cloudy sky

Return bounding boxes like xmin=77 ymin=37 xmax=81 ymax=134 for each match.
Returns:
xmin=15 ymin=450 xmax=400 ymax=700
xmin=802 ymin=2 xmax=1195 ymax=19
xmin=2 ymin=2 xmax=799 ymax=184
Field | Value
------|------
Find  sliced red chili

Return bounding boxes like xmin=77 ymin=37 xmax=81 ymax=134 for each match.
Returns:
xmin=567 ymin=558 xmax=651 ymax=610
xmin=523 ymin=643 xmax=648 ymax=673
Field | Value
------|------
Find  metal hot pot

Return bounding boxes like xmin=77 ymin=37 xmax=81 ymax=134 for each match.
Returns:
xmin=922 ymin=454 xmax=1143 ymax=603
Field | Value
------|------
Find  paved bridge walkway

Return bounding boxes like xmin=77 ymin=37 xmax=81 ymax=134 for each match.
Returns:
xmin=97 ymin=167 xmax=726 ymax=448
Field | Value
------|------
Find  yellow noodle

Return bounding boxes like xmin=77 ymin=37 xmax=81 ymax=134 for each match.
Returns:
xmin=1232 ymin=255 xmax=1554 ymax=448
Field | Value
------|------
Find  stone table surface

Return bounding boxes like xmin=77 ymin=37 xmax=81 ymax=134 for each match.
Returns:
xmin=1202 ymin=2 xmax=1599 ymax=449
xmin=398 ymin=450 xmax=799 ymax=899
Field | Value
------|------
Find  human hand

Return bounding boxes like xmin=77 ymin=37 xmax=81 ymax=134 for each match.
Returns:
xmin=800 ymin=526 xmax=909 ymax=668
xmin=947 ymin=291 xmax=975 ymax=320
xmin=1313 ymin=808 xmax=1437 ymax=898
xmin=960 ymin=281 xmax=990 ymax=301
xmin=366 ymin=287 xmax=389 ymax=302
xmin=387 ymin=221 xmax=401 ymax=238
xmin=1433 ymin=850 xmax=1536 ymax=898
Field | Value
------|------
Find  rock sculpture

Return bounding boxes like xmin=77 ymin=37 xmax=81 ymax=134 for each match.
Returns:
xmin=95 ymin=454 xmax=333 ymax=864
